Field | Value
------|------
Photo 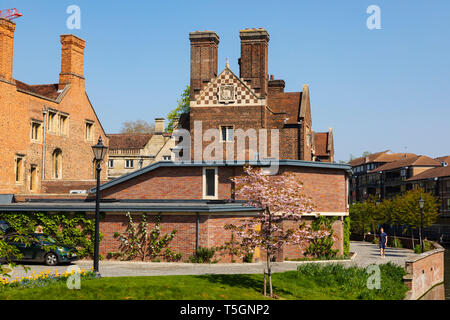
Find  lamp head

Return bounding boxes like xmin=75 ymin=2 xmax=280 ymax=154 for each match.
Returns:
xmin=419 ymin=196 xmax=425 ymax=209
xmin=92 ymin=136 xmax=108 ymax=162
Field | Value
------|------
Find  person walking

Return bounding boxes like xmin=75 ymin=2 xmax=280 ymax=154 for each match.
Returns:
xmin=379 ymin=227 xmax=388 ymax=258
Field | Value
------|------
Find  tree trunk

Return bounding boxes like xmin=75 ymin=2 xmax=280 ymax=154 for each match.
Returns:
xmin=266 ymin=251 xmax=273 ymax=297
xmin=267 ymin=209 xmax=273 ymax=297
xmin=263 ymin=269 xmax=267 ymax=296
xmin=411 ymin=228 xmax=415 ymax=248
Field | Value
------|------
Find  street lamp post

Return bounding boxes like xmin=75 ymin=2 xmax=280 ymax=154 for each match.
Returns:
xmin=419 ymin=196 xmax=425 ymax=253
xmin=92 ymin=136 xmax=108 ymax=275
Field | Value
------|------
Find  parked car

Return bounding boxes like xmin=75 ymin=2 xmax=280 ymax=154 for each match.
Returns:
xmin=0 ymin=220 xmax=11 ymax=233
xmin=2 ymin=230 xmax=78 ymax=266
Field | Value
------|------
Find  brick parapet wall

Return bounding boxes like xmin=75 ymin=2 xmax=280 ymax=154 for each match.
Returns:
xmin=402 ymin=241 xmax=445 ymax=300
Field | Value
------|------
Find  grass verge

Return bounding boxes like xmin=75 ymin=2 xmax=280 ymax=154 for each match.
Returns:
xmin=0 ymin=262 xmax=408 ymax=300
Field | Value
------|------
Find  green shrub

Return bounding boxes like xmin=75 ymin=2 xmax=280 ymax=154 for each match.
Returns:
xmin=343 ymin=217 xmax=351 ymax=257
xmin=242 ymin=251 xmax=253 ymax=263
xmin=305 ymin=216 xmax=338 ymax=259
xmin=414 ymin=241 xmax=433 ymax=254
xmin=390 ymin=237 xmax=403 ymax=248
xmin=189 ymin=247 xmax=216 ymax=263
xmin=0 ymin=212 xmax=101 ymax=259
xmin=296 ymin=262 xmax=408 ymax=300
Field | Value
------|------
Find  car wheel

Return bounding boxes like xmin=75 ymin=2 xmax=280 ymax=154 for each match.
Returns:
xmin=44 ymin=253 xmax=58 ymax=266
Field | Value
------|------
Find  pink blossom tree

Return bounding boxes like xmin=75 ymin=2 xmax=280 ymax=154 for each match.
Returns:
xmin=227 ymin=165 xmax=329 ymax=297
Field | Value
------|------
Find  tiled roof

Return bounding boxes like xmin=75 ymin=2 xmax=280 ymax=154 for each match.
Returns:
xmin=267 ymin=92 xmax=301 ymax=124
xmin=348 ymin=151 xmax=417 ymax=167
xmin=436 ymin=156 xmax=450 ymax=164
xmin=369 ymin=155 xmax=442 ymax=173
xmin=407 ymin=166 xmax=450 ymax=181
xmin=15 ymin=80 xmax=64 ymax=100
xmin=107 ymin=133 xmax=153 ymax=150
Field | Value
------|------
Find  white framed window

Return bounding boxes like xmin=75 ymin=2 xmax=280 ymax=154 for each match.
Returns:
xmin=203 ymin=167 xmax=218 ymax=199
xmin=125 ymin=159 xmax=134 ymax=169
xmin=163 ymin=156 xmax=171 ymax=161
xmin=220 ymin=126 xmax=234 ymax=142
xmin=108 ymin=160 xmax=114 ymax=168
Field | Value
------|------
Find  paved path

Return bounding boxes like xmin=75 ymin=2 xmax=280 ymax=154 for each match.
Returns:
xmin=348 ymin=241 xmax=416 ymax=268
xmin=4 ymin=241 xmax=418 ymax=279
xmin=6 ymin=260 xmax=349 ymax=279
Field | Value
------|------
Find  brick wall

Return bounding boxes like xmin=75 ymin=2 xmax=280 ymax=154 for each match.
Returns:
xmin=100 ymin=165 xmax=348 ymax=214
xmin=403 ymin=242 xmax=445 ymax=300
xmin=0 ymin=22 xmax=108 ymax=195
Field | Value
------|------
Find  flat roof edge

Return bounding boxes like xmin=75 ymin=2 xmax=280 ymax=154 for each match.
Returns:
xmin=92 ymin=160 xmax=351 ymax=193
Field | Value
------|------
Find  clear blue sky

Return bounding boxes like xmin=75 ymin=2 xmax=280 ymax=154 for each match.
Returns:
xmin=5 ymin=0 xmax=450 ymax=162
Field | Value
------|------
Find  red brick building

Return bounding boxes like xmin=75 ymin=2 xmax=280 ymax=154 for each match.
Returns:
xmin=0 ymin=18 xmax=108 ymax=196
xmin=1 ymin=161 xmax=351 ymax=262
xmin=185 ymin=29 xmax=333 ymax=162
xmin=0 ymin=27 xmax=349 ymax=263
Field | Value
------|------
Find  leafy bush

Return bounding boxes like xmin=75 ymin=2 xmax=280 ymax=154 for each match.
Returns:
xmin=0 ymin=212 xmax=101 ymax=259
xmin=296 ymin=262 xmax=408 ymax=300
xmin=189 ymin=247 xmax=216 ymax=263
xmin=242 ymin=251 xmax=253 ymax=263
xmin=305 ymin=216 xmax=338 ymax=259
xmin=343 ymin=217 xmax=351 ymax=256
xmin=414 ymin=241 xmax=433 ymax=254
xmin=390 ymin=237 xmax=403 ymax=248
xmin=108 ymin=213 xmax=181 ymax=262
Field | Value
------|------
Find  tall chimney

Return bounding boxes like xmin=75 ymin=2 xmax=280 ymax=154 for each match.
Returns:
xmin=0 ymin=18 xmax=16 ymax=82
xmin=154 ymin=118 xmax=165 ymax=134
xmin=239 ymin=28 xmax=269 ymax=97
xmin=189 ymin=31 xmax=219 ymax=100
xmin=59 ymin=34 xmax=85 ymax=88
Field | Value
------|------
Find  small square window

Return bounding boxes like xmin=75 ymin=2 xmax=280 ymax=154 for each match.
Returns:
xmin=125 ymin=160 xmax=134 ymax=169
xmin=163 ymin=156 xmax=171 ymax=161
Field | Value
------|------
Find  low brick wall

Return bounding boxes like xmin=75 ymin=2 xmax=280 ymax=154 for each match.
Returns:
xmin=352 ymin=234 xmax=445 ymax=300
xmin=98 ymin=213 xmax=345 ymax=263
xmin=402 ymin=241 xmax=445 ymax=300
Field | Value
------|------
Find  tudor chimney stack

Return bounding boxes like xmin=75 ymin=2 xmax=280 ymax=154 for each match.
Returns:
xmin=59 ymin=34 xmax=86 ymax=89
xmin=189 ymin=31 xmax=219 ymax=101
xmin=0 ymin=18 xmax=16 ymax=82
xmin=239 ymin=28 xmax=269 ymax=98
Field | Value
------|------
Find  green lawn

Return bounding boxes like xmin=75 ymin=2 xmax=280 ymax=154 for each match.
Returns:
xmin=0 ymin=263 xmax=409 ymax=300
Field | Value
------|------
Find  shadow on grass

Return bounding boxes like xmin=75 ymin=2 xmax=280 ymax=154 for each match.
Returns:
xmin=194 ymin=274 xmax=293 ymax=297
